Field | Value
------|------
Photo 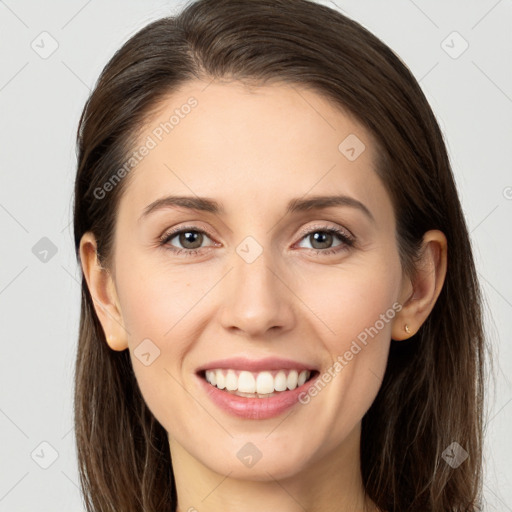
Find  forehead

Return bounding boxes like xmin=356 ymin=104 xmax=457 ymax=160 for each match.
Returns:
xmin=118 ymin=79 xmax=390 ymax=222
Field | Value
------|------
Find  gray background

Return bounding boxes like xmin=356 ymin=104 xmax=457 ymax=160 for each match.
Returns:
xmin=0 ymin=0 xmax=511 ymax=510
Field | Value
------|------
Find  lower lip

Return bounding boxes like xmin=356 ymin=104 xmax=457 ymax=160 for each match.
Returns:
xmin=196 ymin=372 xmax=319 ymax=420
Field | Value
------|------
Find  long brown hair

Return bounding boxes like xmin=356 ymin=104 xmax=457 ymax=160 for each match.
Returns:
xmin=73 ymin=0 xmax=486 ymax=510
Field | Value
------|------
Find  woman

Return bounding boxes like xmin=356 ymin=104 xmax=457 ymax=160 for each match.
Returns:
xmin=73 ymin=0 xmax=486 ymax=510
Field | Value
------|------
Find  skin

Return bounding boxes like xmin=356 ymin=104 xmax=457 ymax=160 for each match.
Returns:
xmin=80 ymin=80 xmax=447 ymax=512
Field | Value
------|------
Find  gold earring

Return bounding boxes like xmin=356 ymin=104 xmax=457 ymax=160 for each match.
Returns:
xmin=404 ymin=324 xmax=411 ymax=334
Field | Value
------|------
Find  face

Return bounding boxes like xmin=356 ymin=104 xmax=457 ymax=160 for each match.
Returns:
xmin=103 ymin=80 xmax=407 ymax=480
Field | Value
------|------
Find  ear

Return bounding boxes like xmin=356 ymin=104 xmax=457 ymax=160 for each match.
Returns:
xmin=79 ymin=231 xmax=129 ymax=351
xmin=391 ymin=229 xmax=448 ymax=340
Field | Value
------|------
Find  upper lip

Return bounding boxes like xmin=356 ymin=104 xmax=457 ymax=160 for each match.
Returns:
xmin=196 ymin=357 xmax=317 ymax=373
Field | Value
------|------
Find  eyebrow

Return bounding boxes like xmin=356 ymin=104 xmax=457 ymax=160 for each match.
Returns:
xmin=138 ymin=194 xmax=375 ymax=223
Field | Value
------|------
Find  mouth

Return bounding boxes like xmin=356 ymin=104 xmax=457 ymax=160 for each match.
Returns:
xmin=198 ymin=368 xmax=319 ymax=398
xmin=194 ymin=356 xmax=321 ymax=419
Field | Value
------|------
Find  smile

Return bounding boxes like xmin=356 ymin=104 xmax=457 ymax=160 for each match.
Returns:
xmin=204 ymin=368 xmax=313 ymax=397
xmin=195 ymin=357 xmax=320 ymax=420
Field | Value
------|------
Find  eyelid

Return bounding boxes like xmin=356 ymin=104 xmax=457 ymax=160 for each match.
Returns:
xmin=158 ymin=223 xmax=217 ymax=244
xmin=295 ymin=222 xmax=354 ymax=241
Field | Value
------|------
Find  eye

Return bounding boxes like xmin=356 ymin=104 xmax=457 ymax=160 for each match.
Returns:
xmin=159 ymin=226 xmax=217 ymax=256
xmin=295 ymin=225 xmax=355 ymax=255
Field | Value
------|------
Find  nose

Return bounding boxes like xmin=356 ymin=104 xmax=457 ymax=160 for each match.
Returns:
xmin=218 ymin=243 xmax=296 ymax=338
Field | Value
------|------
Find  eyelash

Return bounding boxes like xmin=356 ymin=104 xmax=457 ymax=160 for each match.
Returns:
xmin=158 ymin=224 xmax=355 ymax=258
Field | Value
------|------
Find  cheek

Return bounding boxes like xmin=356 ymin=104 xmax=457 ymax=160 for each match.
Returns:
xmin=115 ymin=251 xmax=214 ymax=343
xmin=113 ymin=256 xmax=220 ymax=427
xmin=293 ymin=256 xmax=400 ymax=428
xmin=300 ymin=256 xmax=401 ymax=352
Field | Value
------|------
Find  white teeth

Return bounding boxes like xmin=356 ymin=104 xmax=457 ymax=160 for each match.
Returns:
xmin=204 ymin=368 xmax=312 ymax=395
xmin=274 ymin=371 xmax=288 ymax=391
xmin=205 ymin=370 xmax=217 ymax=386
xmin=256 ymin=371 xmax=274 ymax=394
xmin=238 ymin=371 xmax=256 ymax=393
xmin=215 ymin=371 xmax=225 ymax=389
xmin=287 ymin=370 xmax=298 ymax=390
xmin=225 ymin=370 xmax=238 ymax=391
xmin=297 ymin=370 xmax=307 ymax=387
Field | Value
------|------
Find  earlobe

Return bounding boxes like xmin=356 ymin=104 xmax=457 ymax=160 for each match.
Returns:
xmin=79 ymin=231 xmax=129 ymax=351
xmin=391 ymin=321 xmax=415 ymax=341
xmin=105 ymin=332 xmax=128 ymax=352
xmin=392 ymin=230 xmax=448 ymax=341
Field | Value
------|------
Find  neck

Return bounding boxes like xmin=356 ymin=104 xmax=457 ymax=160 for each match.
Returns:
xmin=170 ymin=423 xmax=378 ymax=512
